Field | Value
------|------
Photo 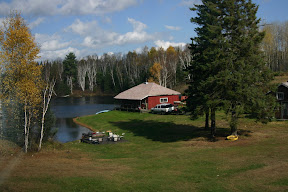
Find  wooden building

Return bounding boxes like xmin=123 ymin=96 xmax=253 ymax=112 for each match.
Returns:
xmin=276 ymin=82 xmax=288 ymax=119
xmin=114 ymin=82 xmax=181 ymax=111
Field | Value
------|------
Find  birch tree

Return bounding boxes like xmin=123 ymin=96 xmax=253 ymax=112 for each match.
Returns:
xmin=0 ymin=11 xmax=43 ymax=152
xmin=166 ymin=46 xmax=178 ymax=87
xmin=179 ymin=45 xmax=192 ymax=81
xmin=77 ymin=59 xmax=88 ymax=91
xmin=116 ymin=58 xmax=124 ymax=90
xmin=106 ymin=54 xmax=116 ymax=88
xmin=38 ymin=79 xmax=55 ymax=151
xmin=155 ymin=47 xmax=168 ymax=87
xmin=86 ymin=55 xmax=97 ymax=91
xmin=54 ymin=59 xmax=63 ymax=81
xmin=262 ymin=22 xmax=288 ymax=72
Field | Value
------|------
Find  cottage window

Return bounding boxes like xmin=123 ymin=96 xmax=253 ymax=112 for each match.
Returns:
xmin=160 ymin=98 xmax=168 ymax=103
xmin=277 ymin=92 xmax=284 ymax=100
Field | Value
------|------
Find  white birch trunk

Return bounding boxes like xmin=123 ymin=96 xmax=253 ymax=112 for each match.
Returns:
xmin=87 ymin=58 xmax=97 ymax=91
xmin=24 ymin=102 xmax=29 ymax=153
xmin=67 ymin=76 xmax=73 ymax=94
xmin=38 ymin=79 xmax=56 ymax=151
xmin=77 ymin=61 xmax=88 ymax=91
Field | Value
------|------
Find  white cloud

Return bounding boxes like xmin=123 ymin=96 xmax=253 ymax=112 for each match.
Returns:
xmin=68 ymin=18 xmax=155 ymax=49
xmin=1 ymin=16 xmax=44 ymax=29
xmin=41 ymin=40 xmax=71 ymax=51
xmin=135 ymin=47 xmax=143 ymax=53
xmin=115 ymin=31 xmax=153 ymax=45
xmin=128 ymin=17 xmax=147 ymax=32
xmin=39 ymin=47 xmax=82 ymax=61
xmin=83 ymin=36 xmax=101 ymax=48
xmin=35 ymin=33 xmax=72 ymax=59
xmin=154 ymin=40 xmax=186 ymax=50
xmin=102 ymin=16 xmax=112 ymax=24
xmin=66 ymin=19 xmax=99 ymax=36
xmin=29 ymin=17 xmax=45 ymax=29
xmin=0 ymin=0 xmax=139 ymax=16
xmin=116 ymin=18 xmax=155 ymax=44
xmin=0 ymin=0 xmax=60 ymax=16
xmin=60 ymin=0 xmax=138 ymax=15
xmin=35 ymin=33 xmax=62 ymax=45
xmin=165 ymin=25 xmax=181 ymax=31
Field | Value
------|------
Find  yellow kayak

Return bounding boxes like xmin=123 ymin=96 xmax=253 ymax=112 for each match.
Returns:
xmin=226 ymin=135 xmax=238 ymax=141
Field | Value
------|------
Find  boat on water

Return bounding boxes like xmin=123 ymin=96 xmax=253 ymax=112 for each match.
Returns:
xmin=95 ymin=110 xmax=110 ymax=115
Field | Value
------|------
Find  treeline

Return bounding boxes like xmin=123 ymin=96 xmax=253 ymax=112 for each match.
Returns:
xmin=42 ymin=20 xmax=288 ymax=98
xmin=262 ymin=21 xmax=288 ymax=72
xmin=41 ymin=46 xmax=192 ymax=96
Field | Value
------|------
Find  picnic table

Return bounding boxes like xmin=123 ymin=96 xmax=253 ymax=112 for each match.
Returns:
xmin=81 ymin=131 xmax=125 ymax=144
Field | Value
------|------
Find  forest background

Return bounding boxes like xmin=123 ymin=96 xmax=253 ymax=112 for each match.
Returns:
xmin=42 ymin=21 xmax=288 ymax=97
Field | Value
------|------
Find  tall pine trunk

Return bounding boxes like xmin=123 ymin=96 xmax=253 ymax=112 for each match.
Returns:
xmin=210 ymin=108 xmax=216 ymax=137
xmin=230 ymin=104 xmax=238 ymax=135
xmin=205 ymin=108 xmax=209 ymax=130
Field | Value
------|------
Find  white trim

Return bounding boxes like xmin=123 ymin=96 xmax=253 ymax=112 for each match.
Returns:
xmin=160 ymin=97 xmax=168 ymax=103
xmin=277 ymin=92 xmax=284 ymax=100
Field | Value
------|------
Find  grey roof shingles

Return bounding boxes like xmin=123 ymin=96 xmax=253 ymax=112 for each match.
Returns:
xmin=114 ymin=82 xmax=181 ymax=100
xmin=281 ymin=82 xmax=288 ymax=88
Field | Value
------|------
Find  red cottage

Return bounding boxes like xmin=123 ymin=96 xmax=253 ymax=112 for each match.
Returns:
xmin=114 ymin=82 xmax=181 ymax=110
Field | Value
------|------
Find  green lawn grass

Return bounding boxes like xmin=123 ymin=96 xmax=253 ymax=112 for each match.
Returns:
xmin=1 ymin=111 xmax=288 ymax=192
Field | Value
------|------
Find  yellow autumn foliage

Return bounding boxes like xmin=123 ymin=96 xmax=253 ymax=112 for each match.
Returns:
xmin=149 ymin=62 xmax=162 ymax=83
xmin=0 ymin=11 xmax=43 ymax=111
xmin=166 ymin=46 xmax=176 ymax=57
xmin=262 ymin=25 xmax=274 ymax=46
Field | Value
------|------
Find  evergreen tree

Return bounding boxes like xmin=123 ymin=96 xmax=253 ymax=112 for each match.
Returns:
xmin=187 ymin=0 xmax=275 ymax=136
xmin=63 ymin=52 xmax=77 ymax=79
xmin=218 ymin=0 xmax=275 ymax=135
xmin=63 ymin=52 xmax=77 ymax=94
xmin=187 ymin=0 xmax=224 ymax=136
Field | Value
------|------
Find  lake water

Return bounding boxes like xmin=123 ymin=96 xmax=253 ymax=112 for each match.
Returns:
xmin=50 ymin=96 xmax=117 ymax=143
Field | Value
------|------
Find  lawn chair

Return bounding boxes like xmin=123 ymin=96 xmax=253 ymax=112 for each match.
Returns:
xmin=113 ymin=134 xmax=118 ymax=141
xmin=107 ymin=132 xmax=113 ymax=141
xmin=119 ymin=133 xmax=125 ymax=140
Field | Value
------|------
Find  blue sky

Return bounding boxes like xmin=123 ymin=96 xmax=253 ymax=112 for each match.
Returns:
xmin=0 ymin=0 xmax=287 ymax=60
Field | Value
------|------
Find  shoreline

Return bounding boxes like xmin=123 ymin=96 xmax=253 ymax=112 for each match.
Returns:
xmin=64 ymin=89 xmax=116 ymax=98
xmin=73 ymin=116 xmax=96 ymax=132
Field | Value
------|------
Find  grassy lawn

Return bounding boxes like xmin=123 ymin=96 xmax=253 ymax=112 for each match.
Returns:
xmin=1 ymin=111 xmax=288 ymax=192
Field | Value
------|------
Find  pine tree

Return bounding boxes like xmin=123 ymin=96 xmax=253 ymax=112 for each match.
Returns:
xmin=187 ymin=0 xmax=224 ymax=136
xmin=218 ymin=0 xmax=275 ymax=135
xmin=187 ymin=0 xmax=275 ymax=136
xmin=63 ymin=52 xmax=77 ymax=94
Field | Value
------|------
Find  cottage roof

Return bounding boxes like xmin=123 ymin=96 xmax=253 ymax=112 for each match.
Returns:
xmin=281 ymin=82 xmax=288 ymax=88
xmin=114 ymin=82 xmax=181 ymax=100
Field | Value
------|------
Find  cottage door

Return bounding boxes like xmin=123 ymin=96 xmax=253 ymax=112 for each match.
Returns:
xmin=284 ymin=103 xmax=288 ymax=119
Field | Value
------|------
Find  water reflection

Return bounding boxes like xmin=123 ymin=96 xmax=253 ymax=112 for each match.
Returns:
xmin=50 ymin=96 xmax=117 ymax=143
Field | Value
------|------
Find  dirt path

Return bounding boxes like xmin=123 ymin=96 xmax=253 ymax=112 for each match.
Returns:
xmin=0 ymin=151 xmax=23 ymax=186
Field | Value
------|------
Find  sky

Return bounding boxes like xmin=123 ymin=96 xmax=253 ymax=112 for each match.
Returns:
xmin=0 ymin=0 xmax=287 ymax=61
